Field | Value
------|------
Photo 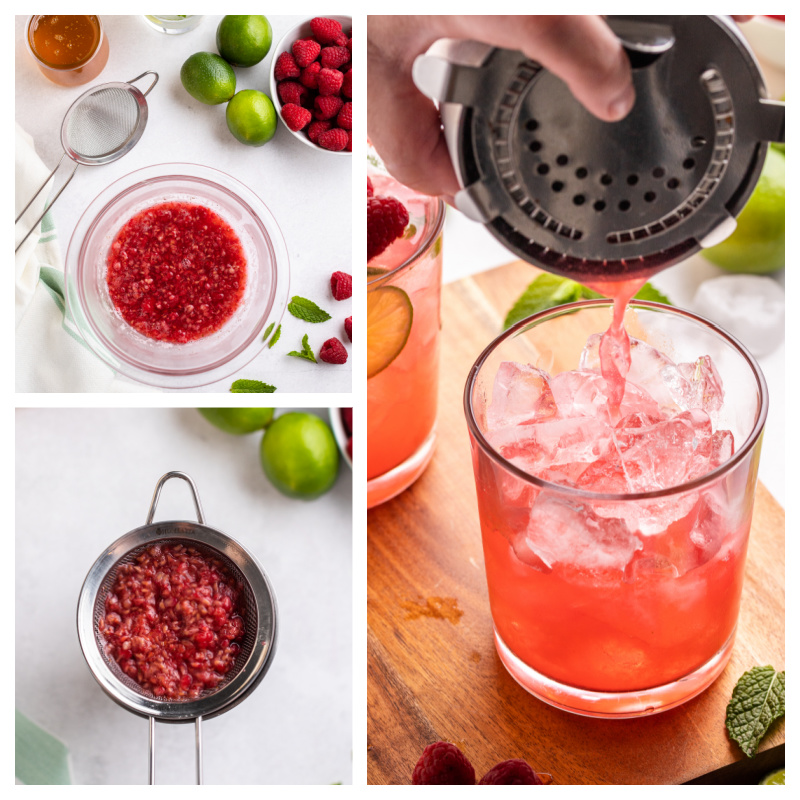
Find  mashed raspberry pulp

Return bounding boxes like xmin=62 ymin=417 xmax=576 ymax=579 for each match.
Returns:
xmin=98 ymin=542 xmax=246 ymax=701
xmin=106 ymin=202 xmax=247 ymax=343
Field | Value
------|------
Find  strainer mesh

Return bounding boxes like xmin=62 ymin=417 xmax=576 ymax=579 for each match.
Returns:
xmin=92 ymin=537 xmax=258 ymax=704
xmin=66 ymin=86 xmax=140 ymax=158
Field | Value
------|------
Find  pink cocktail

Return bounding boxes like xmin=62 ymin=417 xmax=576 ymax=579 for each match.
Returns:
xmin=465 ymin=300 xmax=767 ymax=717
xmin=367 ymin=169 xmax=445 ymax=508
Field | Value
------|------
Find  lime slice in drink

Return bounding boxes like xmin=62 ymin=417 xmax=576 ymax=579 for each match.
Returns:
xmin=759 ymin=768 xmax=785 ymax=785
xmin=367 ymin=285 xmax=413 ymax=378
xmin=367 ymin=266 xmax=389 ymax=277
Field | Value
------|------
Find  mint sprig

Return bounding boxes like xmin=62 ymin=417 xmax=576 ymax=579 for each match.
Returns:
xmin=230 ymin=379 xmax=276 ymax=393
xmin=503 ymin=275 xmax=671 ymax=330
xmin=288 ymin=296 xmax=331 ymax=323
xmin=725 ymin=666 xmax=785 ymax=757
xmin=287 ymin=333 xmax=317 ymax=363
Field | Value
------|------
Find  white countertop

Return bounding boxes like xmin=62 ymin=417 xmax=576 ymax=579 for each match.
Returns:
xmin=15 ymin=407 xmax=353 ymax=784
xmin=15 ymin=15 xmax=352 ymax=393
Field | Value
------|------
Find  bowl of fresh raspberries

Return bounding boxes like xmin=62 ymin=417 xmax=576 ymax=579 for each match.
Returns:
xmin=270 ymin=16 xmax=352 ymax=153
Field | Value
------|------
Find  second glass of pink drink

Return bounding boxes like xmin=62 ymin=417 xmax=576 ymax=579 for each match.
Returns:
xmin=367 ymin=166 xmax=445 ymax=508
xmin=465 ymin=300 xmax=767 ymax=717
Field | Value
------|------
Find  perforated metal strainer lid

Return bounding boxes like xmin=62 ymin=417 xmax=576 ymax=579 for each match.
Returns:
xmin=413 ymin=15 xmax=785 ymax=282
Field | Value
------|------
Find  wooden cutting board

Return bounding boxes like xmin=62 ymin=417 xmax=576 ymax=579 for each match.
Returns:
xmin=367 ymin=260 xmax=785 ymax=785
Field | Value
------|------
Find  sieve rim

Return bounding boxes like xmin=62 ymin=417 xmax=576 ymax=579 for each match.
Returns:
xmin=60 ymin=81 xmax=149 ymax=167
xmin=77 ymin=521 xmax=278 ymax=722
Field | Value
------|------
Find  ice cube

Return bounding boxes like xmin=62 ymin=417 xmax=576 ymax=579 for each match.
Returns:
xmin=663 ymin=356 xmax=725 ymax=421
xmin=487 ymin=361 xmax=556 ymax=429
xmin=513 ymin=495 xmax=642 ymax=574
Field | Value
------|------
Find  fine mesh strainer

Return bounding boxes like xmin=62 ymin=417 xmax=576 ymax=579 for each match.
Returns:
xmin=412 ymin=15 xmax=785 ymax=282
xmin=77 ymin=472 xmax=278 ymax=785
xmin=15 ymin=71 xmax=158 ymax=253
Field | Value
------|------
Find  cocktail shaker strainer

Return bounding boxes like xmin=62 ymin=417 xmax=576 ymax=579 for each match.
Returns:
xmin=412 ymin=15 xmax=785 ymax=282
xmin=77 ymin=472 xmax=278 ymax=784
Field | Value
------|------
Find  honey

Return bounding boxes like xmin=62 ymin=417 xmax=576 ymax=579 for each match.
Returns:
xmin=26 ymin=15 xmax=109 ymax=86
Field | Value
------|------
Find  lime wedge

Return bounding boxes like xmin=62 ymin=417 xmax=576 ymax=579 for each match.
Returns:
xmin=367 ymin=266 xmax=388 ymax=277
xmin=367 ymin=285 xmax=413 ymax=378
xmin=759 ymin=768 xmax=785 ymax=785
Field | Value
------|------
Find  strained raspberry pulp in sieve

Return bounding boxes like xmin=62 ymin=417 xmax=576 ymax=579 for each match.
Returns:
xmin=98 ymin=542 xmax=246 ymax=700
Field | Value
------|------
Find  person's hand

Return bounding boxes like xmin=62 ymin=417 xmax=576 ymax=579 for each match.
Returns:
xmin=368 ymin=15 xmax=755 ymax=198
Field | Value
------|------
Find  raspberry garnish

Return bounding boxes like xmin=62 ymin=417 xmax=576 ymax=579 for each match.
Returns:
xmin=344 ymin=316 xmax=352 ymax=342
xmin=318 ymin=67 xmax=344 ymax=97
xmin=274 ymin=51 xmax=300 ymax=81
xmin=479 ymin=759 xmax=544 ymax=785
xmin=310 ymin=17 xmax=343 ymax=44
xmin=412 ymin=742 xmax=476 ymax=785
xmin=319 ymin=337 xmax=348 ymax=364
xmin=318 ymin=128 xmax=349 ymax=152
xmin=368 ymin=196 xmax=410 ymax=261
xmin=330 ymin=271 xmax=352 ymax=300
xmin=292 ymin=38 xmax=321 ymax=68
xmin=280 ymin=103 xmax=312 ymax=132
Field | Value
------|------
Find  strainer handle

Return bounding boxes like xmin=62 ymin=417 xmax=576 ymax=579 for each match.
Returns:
xmin=128 ymin=70 xmax=159 ymax=97
xmin=146 ymin=471 xmax=205 ymax=525
xmin=148 ymin=716 xmax=204 ymax=784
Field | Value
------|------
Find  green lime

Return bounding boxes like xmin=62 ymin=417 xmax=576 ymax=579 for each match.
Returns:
xmin=180 ymin=52 xmax=236 ymax=105
xmin=759 ymin=768 xmax=785 ymax=785
xmin=260 ymin=413 xmax=339 ymax=499
xmin=216 ymin=15 xmax=272 ymax=67
xmin=226 ymin=90 xmax=277 ymax=146
xmin=703 ymin=147 xmax=785 ymax=274
xmin=367 ymin=285 xmax=413 ymax=378
xmin=198 ymin=408 xmax=275 ymax=435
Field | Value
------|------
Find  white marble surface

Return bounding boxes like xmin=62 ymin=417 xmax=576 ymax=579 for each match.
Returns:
xmin=15 ymin=408 xmax=352 ymax=785
xmin=15 ymin=15 xmax=352 ymax=393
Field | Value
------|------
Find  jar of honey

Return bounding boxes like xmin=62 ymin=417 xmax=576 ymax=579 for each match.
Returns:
xmin=26 ymin=15 xmax=109 ymax=86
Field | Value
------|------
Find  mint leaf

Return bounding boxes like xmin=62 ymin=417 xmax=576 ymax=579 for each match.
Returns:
xmin=726 ymin=666 xmax=785 ymax=757
xmin=634 ymin=283 xmax=672 ymax=305
xmin=267 ymin=324 xmax=281 ymax=348
xmin=230 ymin=379 xmax=276 ymax=393
xmin=504 ymin=274 xmax=671 ymax=330
xmin=288 ymin=296 xmax=332 ymax=323
xmin=262 ymin=322 xmax=274 ymax=342
xmin=287 ymin=333 xmax=317 ymax=363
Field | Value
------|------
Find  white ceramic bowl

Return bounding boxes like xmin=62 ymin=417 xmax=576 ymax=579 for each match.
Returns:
xmin=329 ymin=407 xmax=352 ymax=469
xmin=270 ymin=15 xmax=352 ymax=155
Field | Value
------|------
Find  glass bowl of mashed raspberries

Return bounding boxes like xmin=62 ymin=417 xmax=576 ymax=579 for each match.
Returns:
xmin=65 ymin=163 xmax=290 ymax=388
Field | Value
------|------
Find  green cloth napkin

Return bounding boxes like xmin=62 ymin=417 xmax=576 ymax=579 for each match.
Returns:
xmin=15 ymin=710 xmax=72 ymax=785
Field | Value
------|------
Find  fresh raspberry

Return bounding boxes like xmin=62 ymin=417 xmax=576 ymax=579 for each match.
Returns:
xmin=277 ymin=81 xmax=309 ymax=107
xmin=319 ymin=337 xmax=348 ymax=364
xmin=320 ymin=45 xmax=350 ymax=70
xmin=412 ymin=742 xmax=475 ymax=785
xmin=318 ymin=67 xmax=344 ymax=96
xmin=314 ymin=95 xmax=344 ymax=120
xmin=368 ymin=196 xmax=410 ymax=261
xmin=291 ymin=38 xmax=321 ymax=68
xmin=310 ymin=17 xmax=343 ymax=44
xmin=346 ymin=37 xmax=352 ymax=51
xmin=334 ymin=32 xmax=350 ymax=47
xmin=341 ymin=407 xmax=352 ymax=434
xmin=336 ymin=102 xmax=352 ymax=130
xmin=330 ymin=271 xmax=352 ymax=300
xmin=318 ymin=128 xmax=349 ymax=152
xmin=344 ymin=316 xmax=352 ymax=342
xmin=300 ymin=62 xmax=322 ymax=89
xmin=346 ymin=130 xmax=352 ymax=151
xmin=367 ymin=177 xmax=374 ymax=197
xmin=479 ymin=760 xmax=544 ymax=785
xmin=342 ymin=69 xmax=352 ymax=99
xmin=307 ymin=120 xmax=332 ymax=144
xmin=280 ymin=103 xmax=312 ymax=132
xmin=274 ymin=51 xmax=301 ymax=81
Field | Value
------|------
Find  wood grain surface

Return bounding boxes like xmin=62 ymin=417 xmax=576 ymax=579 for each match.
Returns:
xmin=366 ymin=261 xmax=785 ymax=785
